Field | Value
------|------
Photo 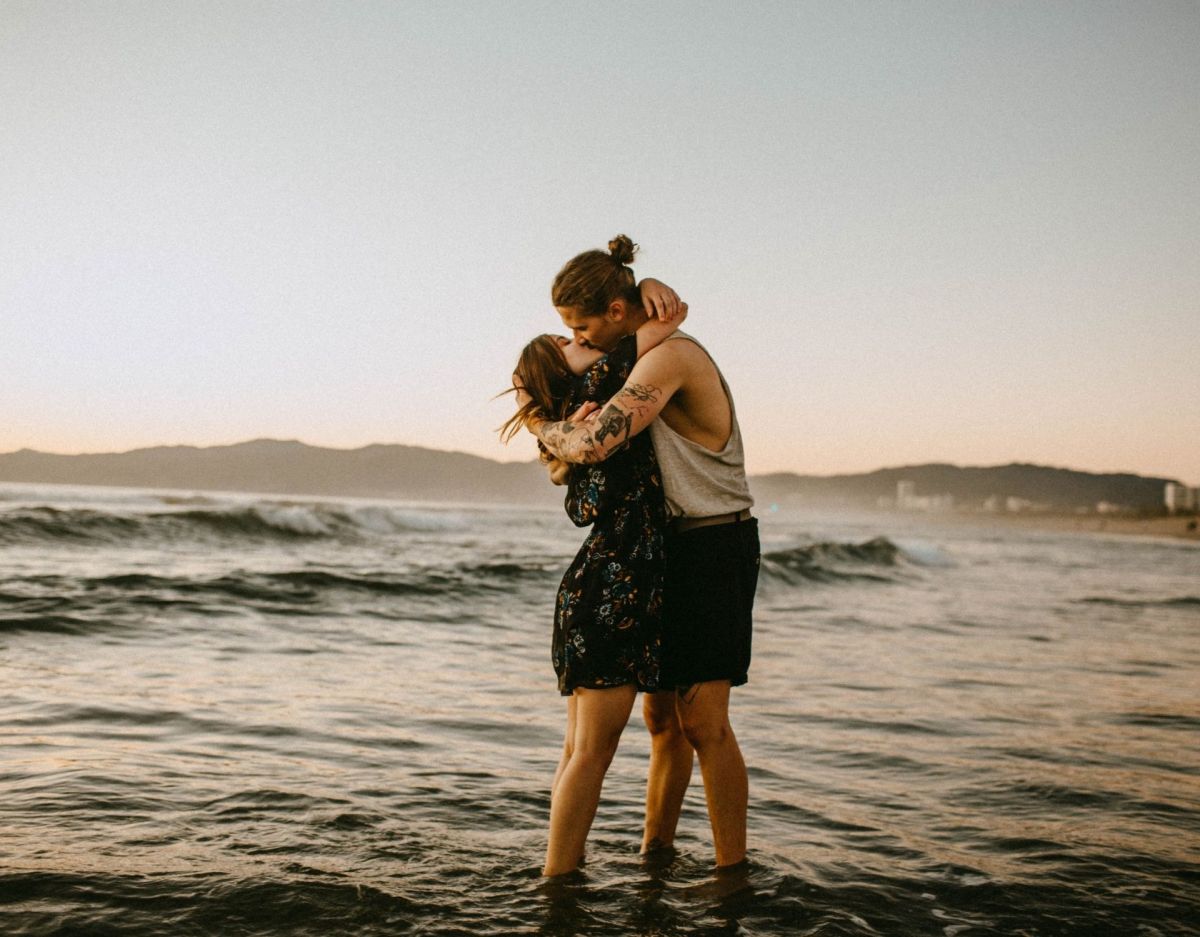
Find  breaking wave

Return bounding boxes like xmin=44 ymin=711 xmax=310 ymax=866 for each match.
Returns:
xmin=760 ymin=536 xmax=907 ymax=585
xmin=0 ymin=559 xmax=562 ymax=634
xmin=0 ymin=502 xmax=467 ymax=546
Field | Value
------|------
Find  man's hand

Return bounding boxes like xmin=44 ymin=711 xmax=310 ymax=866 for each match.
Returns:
xmin=639 ymin=278 xmax=686 ymax=322
xmin=568 ymin=400 xmax=600 ymax=422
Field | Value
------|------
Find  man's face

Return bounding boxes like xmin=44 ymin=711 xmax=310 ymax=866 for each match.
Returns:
xmin=556 ymin=304 xmax=629 ymax=353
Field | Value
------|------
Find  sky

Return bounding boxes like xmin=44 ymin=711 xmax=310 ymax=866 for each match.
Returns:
xmin=2 ymin=1 xmax=1197 ymax=482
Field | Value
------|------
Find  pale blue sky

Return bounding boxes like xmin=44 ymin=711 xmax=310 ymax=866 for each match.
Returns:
xmin=2 ymin=1 xmax=1197 ymax=481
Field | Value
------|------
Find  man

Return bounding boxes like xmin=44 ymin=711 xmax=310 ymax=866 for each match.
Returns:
xmin=526 ymin=258 xmax=760 ymax=870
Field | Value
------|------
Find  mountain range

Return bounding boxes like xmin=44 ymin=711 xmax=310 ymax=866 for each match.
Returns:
xmin=0 ymin=439 xmax=1178 ymax=513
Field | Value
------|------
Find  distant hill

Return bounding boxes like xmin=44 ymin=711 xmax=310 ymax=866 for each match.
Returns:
xmin=0 ymin=439 xmax=557 ymax=505
xmin=0 ymin=440 xmax=1179 ymax=512
xmin=753 ymin=462 xmax=1176 ymax=512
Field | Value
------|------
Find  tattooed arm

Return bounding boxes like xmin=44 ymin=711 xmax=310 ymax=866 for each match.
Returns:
xmin=635 ymin=300 xmax=687 ymax=359
xmin=529 ymin=343 xmax=687 ymax=464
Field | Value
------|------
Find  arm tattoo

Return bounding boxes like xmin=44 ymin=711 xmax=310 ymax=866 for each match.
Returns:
xmin=614 ymin=384 xmax=661 ymax=425
xmin=593 ymin=403 xmax=633 ymax=448
xmin=619 ymin=383 xmax=659 ymax=403
xmin=534 ymin=383 xmax=664 ymax=463
xmin=536 ymin=420 xmax=602 ymax=464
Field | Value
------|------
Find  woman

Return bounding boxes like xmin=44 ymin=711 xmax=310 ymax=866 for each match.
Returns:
xmin=501 ymin=236 xmax=683 ymax=875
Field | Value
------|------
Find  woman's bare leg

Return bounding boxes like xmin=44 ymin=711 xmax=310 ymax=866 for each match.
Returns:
xmin=550 ymin=694 xmax=577 ymax=801
xmin=641 ymin=690 xmax=693 ymax=852
xmin=543 ymin=685 xmax=637 ymax=876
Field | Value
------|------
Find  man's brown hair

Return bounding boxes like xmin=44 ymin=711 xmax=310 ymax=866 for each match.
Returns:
xmin=550 ymin=234 xmax=641 ymax=317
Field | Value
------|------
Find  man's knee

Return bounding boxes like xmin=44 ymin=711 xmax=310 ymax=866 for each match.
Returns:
xmin=643 ymin=695 xmax=682 ymax=739
xmin=678 ymin=699 xmax=733 ymax=751
xmin=681 ymin=686 xmax=734 ymax=753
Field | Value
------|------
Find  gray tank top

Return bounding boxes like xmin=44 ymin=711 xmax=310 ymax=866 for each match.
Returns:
xmin=647 ymin=333 xmax=754 ymax=518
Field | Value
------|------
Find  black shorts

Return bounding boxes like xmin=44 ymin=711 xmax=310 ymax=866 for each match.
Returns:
xmin=660 ymin=516 xmax=760 ymax=689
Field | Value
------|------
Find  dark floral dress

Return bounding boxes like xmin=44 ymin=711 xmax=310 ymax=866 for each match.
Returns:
xmin=553 ymin=334 xmax=666 ymax=695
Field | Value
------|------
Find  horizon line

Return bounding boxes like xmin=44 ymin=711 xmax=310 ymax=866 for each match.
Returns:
xmin=0 ymin=437 xmax=1184 ymax=484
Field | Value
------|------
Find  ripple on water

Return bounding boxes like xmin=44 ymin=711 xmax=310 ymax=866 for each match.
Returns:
xmin=3 ymin=496 xmax=1199 ymax=935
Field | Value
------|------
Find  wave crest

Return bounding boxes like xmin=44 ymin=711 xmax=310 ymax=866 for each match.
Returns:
xmin=761 ymin=536 xmax=905 ymax=585
xmin=0 ymin=502 xmax=467 ymax=546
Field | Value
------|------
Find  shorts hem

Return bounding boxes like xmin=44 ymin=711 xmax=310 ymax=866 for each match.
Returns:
xmin=661 ymin=672 xmax=748 ymax=691
xmin=558 ymin=679 xmax=659 ymax=697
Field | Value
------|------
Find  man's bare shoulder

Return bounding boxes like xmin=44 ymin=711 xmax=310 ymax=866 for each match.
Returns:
xmin=639 ymin=334 xmax=707 ymax=371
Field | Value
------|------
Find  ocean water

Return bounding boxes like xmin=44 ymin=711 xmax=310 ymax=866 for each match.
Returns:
xmin=1 ymin=482 xmax=1197 ymax=936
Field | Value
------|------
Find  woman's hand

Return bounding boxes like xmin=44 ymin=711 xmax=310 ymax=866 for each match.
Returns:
xmin=513 ymin=374 xmax=543 ymax=432
xmin=638 ymin=278 xmax=686 ymax=322
xmin=512 ymin=373 xmax=533 ymax=411
xmin=547 ymin=458 xmax=571 ymax=486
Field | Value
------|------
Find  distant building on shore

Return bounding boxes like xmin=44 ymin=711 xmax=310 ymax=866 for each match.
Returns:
xmin=887 ymin=479 xmax=954 ymax=512
xmin=1164 ymin=482 xmax=1199 ymax=514
xmin=980 ymin=493 xmax=1053 ymax=513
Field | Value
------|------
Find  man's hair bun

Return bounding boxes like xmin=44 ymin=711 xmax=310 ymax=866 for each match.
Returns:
xmin=608 ymin=234 xmax=638 ymax=266
xmin=552 ymin=235 xmax=641 ymax=315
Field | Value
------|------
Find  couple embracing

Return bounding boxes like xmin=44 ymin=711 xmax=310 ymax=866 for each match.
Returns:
xmin=502 ymin=235 xmax=760 ymax=877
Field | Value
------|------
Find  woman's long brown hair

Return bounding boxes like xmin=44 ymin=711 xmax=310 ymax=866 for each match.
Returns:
xmin=497 ymin=335 xmax=574 ymax=447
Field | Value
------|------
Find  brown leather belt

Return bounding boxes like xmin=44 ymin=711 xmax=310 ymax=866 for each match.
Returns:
xmin=671 ymin=507 xmax=753 ymax=533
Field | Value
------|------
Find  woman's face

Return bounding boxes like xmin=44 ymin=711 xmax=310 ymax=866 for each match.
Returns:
xmin=552 ymin=335 xmax=596 ymax=373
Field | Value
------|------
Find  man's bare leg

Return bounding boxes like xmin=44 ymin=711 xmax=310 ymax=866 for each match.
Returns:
xmin=641 ymin=690 xmax=694 ymax=853
xmin=676 ymin=680 xmax=747 ymax=867
xmin=544 ymin=685 xmax=637 ymax=877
